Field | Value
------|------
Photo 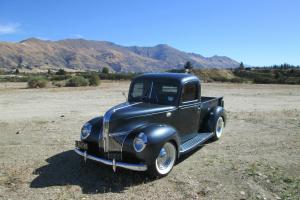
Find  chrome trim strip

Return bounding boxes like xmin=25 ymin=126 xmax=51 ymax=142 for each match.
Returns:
xmin=109 ymin=130 xmax=131 ymax=137
xmin=74 ymin=148 xmax=147 ymax=171
xmin=179 ymin=104 xmax=199 ymax=109
xmin=113 ymin=102 xmax=142 ymax=112
xmin=124 ymin=108 xmax=177 ymax=119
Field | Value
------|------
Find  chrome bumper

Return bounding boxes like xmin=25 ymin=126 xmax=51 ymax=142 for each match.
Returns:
xmin=74 ymin=148 xmax=147 ymax=171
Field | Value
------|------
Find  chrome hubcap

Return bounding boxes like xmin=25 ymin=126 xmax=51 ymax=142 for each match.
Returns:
xmin=216 ymin=117 xmax=224 ymax=138
xmin=155 ymin=142 xmax=176 ymax=175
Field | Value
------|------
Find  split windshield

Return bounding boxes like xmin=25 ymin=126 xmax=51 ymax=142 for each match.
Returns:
xmin=129 ymin=79 xmax=179 ymax=105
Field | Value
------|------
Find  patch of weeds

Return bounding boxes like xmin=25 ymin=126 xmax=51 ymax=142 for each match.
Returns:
xmin=280 ymin=176 xmax=300 ymax=200
xmin=245 ymin=163 xmax=300 ymax=199
xmin=246 ymin=163 xmax=258 ymax=176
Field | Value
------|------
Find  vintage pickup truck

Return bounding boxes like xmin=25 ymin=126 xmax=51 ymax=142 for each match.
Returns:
xmin=75 ymin=73 xmax=226 ymax=177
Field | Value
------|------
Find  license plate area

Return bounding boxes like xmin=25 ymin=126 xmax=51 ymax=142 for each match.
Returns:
xmin=75 ymin=140 xmax=88 ymax=150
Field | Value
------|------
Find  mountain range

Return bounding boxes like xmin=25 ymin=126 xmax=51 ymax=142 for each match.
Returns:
xmin=0 ymin=38 xmax=240 ymax=72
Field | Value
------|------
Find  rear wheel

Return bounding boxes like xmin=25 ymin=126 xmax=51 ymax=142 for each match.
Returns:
xmin=212 ymin=116 xmax=224 ymax=140
xmin=148 ymin=142 xmax=176 ymax=177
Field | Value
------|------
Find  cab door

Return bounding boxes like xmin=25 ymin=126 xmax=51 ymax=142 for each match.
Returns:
xmin=174 ymin=82 xmax=200 ymax=143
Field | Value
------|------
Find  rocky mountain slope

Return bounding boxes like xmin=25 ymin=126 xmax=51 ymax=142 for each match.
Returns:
xmin=0 ymin=38 xmax=239 ymax=72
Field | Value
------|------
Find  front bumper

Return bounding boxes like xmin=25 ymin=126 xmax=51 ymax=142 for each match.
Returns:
xmin=74 ymin=148 xmax=147 ymax=171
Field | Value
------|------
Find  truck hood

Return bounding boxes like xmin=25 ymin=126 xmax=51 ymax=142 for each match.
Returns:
xmin=109 ymin=102 xmax=175 ymax=122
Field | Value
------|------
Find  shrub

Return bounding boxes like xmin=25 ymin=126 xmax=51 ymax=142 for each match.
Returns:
xmin=66 ymin=76 xmax=89 ymax=87
xmin=88 ymin=73 xmax=100 ymax=86
xmin=27 ymin=77 xmax=48 ymax=88
xmin=56 ymin=68 xmax=67 ymax=76
xmin=102 ymin=67 xmax=109 ymax=74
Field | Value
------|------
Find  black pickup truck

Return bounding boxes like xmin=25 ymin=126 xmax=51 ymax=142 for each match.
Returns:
xmin=75 ymin=73 xmax=226 ymax=177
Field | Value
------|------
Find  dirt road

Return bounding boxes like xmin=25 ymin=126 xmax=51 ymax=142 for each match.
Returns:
xmin=0 ymin=81 xmax=299 ymax=200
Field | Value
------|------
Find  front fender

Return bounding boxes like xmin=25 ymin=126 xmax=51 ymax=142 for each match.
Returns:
xmin=122 ymin=124 xmax=180 ymax=165
xmin=83 ymin=116 xmax=103 ymax=143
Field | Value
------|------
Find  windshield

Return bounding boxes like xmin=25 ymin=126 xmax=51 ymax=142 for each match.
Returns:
xmin=129 ymin=79 xmax=179 ymax=105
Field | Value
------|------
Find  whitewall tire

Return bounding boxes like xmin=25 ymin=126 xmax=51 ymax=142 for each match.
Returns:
xmin=148 ymin=142 xmax=176 ymax=177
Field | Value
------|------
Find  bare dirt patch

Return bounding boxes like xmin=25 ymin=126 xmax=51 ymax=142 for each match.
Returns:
xmin=0 ymin=82 xmax=299 ymax=200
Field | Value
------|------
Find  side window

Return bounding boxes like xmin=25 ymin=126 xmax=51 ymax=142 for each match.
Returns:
xmin=182 ymin=83 xmax=198 ymax=102
xmin=131 ymin=82 xmax=144 ymax=98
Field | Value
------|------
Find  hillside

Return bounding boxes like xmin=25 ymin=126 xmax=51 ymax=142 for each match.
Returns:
xmin=0 ymin=38 xmax=240 ymax=72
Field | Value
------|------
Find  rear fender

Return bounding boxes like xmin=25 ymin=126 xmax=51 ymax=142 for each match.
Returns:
xmin=207 ymin=106 xmax=226 ymax=132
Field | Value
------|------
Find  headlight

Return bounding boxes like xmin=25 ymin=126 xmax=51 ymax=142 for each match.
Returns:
xmin=81 ymin=123 xmax=92 ymax=139
xmin=133 ymin=132 xmax=147 ymax=152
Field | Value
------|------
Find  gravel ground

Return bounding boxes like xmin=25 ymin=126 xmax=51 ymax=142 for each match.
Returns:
xmin=0 ymin=81 xmax=299 ymax=200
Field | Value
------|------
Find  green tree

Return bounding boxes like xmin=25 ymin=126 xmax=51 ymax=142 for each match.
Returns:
xmin=15 ymin=68 xmax=20 ymax=74
xmin=239 ymin=62 xmax=245 ymax=70
xmin=102 ymin=67 xmax=109 ymax=74
xmin=184 ymin=61 xmax=193 ymax=73
xmin=184 ymin=61 xmax=193 ymax=69
xmin=56 ymin=68 xmax=66 ymax=75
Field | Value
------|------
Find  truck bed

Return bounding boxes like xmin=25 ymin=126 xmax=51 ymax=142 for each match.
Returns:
xmin=199 ymin=96 xmax=224 ymax=131
xmin=201 ymin=96 xmax=224 ymax=108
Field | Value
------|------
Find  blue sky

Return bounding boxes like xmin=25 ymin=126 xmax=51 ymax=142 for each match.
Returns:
xmin=0 ymin=0 xmax=299 ymax=66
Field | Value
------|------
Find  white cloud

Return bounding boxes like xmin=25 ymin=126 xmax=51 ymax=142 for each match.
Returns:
xmin=0 ymin=23 xmax=20 ymax=34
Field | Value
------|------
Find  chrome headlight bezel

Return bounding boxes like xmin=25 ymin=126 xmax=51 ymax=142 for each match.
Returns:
xmin=133 ymin=132 xmax=148 ymax=152
xmin=81 ymin=123 xmax=92 ymax=140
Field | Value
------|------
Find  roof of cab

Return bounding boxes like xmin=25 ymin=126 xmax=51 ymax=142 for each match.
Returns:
xmin=134 ymin=73 xmax=200 ymax=84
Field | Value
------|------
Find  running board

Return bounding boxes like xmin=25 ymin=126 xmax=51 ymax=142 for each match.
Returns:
xmin=179 ymin=132 xmax=213 ymax=154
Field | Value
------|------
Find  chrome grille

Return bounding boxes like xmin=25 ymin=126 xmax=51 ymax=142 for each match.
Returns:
xmin=103 ymin=108 xmax=113 ymax=152
xmin=101 ymin=102 xmax=139 ymax=153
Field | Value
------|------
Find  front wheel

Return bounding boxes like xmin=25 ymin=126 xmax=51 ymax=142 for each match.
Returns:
xmin=212 ymin=116 xmax=224 ymax=140
xmin=148 ymin=142 xmax=176 ymax=178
